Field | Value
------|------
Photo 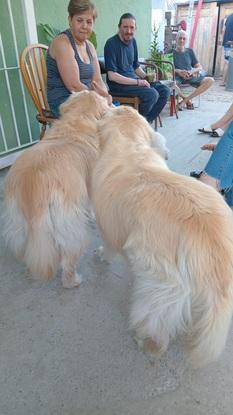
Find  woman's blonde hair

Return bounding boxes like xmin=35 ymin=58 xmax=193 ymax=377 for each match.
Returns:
xmin=68 ymin=0 xmax=97 ymax=20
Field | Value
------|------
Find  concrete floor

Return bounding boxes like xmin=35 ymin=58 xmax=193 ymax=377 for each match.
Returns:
xmin=0 ymin=83 xmax=233 ymax=415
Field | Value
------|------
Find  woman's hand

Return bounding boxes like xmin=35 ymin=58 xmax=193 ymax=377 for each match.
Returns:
xmin=92 ymin=81 xmax=112 ymax=105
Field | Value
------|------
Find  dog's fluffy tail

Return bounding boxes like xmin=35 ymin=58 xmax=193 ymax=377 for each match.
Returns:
xmin=4 ymin=195 xmax=89 ymax=280
xmin=185 ymin=218 xmax=233 ymax=367
xmin=187 ymin=286 xmax=233 ymax=368
xmin=4 ymin=198 xmax=60 ymax=279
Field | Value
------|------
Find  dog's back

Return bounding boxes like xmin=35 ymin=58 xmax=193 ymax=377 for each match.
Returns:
xmin=4 ymin=138 xmax=91 ymax=280
xmin=4 ymin=91 xmax=109 ymax=286
xmin=92 ymin=106 xmax=233 ymax=366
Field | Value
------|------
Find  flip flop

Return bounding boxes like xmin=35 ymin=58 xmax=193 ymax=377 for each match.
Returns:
xmin=210 ymin=128 xmax=224 ymax=138
xmin=198 ymin=126 xmax=213 ymax=134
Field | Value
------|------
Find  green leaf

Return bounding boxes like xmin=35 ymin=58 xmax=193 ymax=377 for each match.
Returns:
xmin=89 ymin=31 xmax=97 ymax=49
xmin=39 ymin=23 xmax=60 ymax=43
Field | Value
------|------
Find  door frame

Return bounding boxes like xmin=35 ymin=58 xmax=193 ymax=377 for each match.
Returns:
xmin=0 ymin=0 xmax=38 ymax=169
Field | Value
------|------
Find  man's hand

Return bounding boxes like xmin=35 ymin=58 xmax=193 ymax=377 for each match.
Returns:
xmin=138 ymin=79 xmax=150 ymax=88
xmin=176 ymin=69 xmax=190 ymax=80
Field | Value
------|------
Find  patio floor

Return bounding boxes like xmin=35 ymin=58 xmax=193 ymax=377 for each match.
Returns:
xmin=0 ymin=81 xmax=232 ymax=415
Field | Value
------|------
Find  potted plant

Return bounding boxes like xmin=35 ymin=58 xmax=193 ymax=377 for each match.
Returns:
xmin=148 ymin=28 xmax=173 ymax=80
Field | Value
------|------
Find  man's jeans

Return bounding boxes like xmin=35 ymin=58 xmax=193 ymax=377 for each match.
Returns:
xmin=109 ymin=81 xmax=170 ymax=123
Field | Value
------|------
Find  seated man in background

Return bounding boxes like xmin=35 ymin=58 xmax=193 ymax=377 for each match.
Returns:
xmin=173 ymin=29 xmax=214 ymax=110
xmin=104 ymin=13 xmax=170 ymax=125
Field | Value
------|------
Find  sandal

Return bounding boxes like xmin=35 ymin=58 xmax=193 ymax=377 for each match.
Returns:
xmin=186 ymin=102 xmax=194 ymax=110
xmin=210 ymin=128 xmax=224 ymax=138
xmin=198 ymin=125 xmax=213 ymax=134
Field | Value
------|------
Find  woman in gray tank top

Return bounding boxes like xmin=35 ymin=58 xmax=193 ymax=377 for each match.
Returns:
xmin=46 ymin=0 xmax=112 ymax=117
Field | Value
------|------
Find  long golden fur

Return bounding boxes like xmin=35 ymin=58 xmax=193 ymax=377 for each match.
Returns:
xmin=4 ymin=91 xmax=109 ymax=288
xmin=91 ymin=105 xmax=233 ymax=367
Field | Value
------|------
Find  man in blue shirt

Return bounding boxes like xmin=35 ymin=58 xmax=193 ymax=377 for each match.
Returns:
xmin=104 ymin=13 xmax=170 ymax=124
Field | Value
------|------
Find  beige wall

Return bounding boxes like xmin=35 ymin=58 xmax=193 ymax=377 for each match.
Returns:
xmin=176 ymin=2 xmax=233 ymax=76
xmin=176 ymin=3 xmax=218 ymax=75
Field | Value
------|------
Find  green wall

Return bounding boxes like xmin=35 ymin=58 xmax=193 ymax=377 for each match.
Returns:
xmin=94 ymin=0 xmax=152 ymax=58
xmin=34 ymin=0 xmax=152 ymax=58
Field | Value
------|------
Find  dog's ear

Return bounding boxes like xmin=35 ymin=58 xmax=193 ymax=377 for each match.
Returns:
xmin=59 ymin=91 xmax=86 ymax=115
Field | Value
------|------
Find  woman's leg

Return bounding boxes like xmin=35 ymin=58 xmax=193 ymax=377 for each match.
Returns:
xmin=211 ymin=103 xmax=233 ymax=130
xmin=199 ymin=121 xmax=233 ymax=204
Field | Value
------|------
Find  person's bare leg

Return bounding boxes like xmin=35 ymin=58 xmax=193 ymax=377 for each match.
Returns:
xmin=199 ymin=172 xmax=219 ymax=191
xmin=175 ymin=84 xmax=186 ymax=101
xmin=211 ymin=103 xmax=233 ymax=130
xmin=220 ymin=62 xmax=228 ymax=86
xmin=182 ymin=77 xmax=214 ymax=104
xmin=176 ymin=86 xmax=189 ymax=109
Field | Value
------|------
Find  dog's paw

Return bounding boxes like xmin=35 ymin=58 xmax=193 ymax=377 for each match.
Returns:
xmin=134 ymin=335 xmax=166 ymax=358
xmin=62 ymin=272 xmax=83 ymax=289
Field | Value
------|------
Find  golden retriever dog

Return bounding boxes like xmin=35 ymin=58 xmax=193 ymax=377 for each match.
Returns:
xmin=4 ymin=91 xmax=109 ymax=288
xmin=91 ymin=105 xmax=233 ymax=367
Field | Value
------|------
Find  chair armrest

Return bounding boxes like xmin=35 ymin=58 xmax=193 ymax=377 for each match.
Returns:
xmin=98 ymin=56 xmax=106 ymax=74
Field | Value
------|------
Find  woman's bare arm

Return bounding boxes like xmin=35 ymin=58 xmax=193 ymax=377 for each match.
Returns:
xmin=50 ymin=35 xmax=88 ymax=92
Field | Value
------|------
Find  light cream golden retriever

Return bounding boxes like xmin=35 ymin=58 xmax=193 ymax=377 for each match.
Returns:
xmin=91 ymin=105 xmax=233 ymax=367
xmin=4 ymin=91 xmax=109 ymax=288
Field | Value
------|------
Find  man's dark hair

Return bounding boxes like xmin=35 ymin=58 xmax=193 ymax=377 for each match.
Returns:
xmin=118 ymin=13 xmax=136 ymax=28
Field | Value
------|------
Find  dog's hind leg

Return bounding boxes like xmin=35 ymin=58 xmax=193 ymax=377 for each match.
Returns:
xmin=59 ymin=226 xmax=88 ymax=288
xmin=50 ymin=200 xmax=90 ymax=288
xmin=129 ymin=260 xmax=191 ymax=357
